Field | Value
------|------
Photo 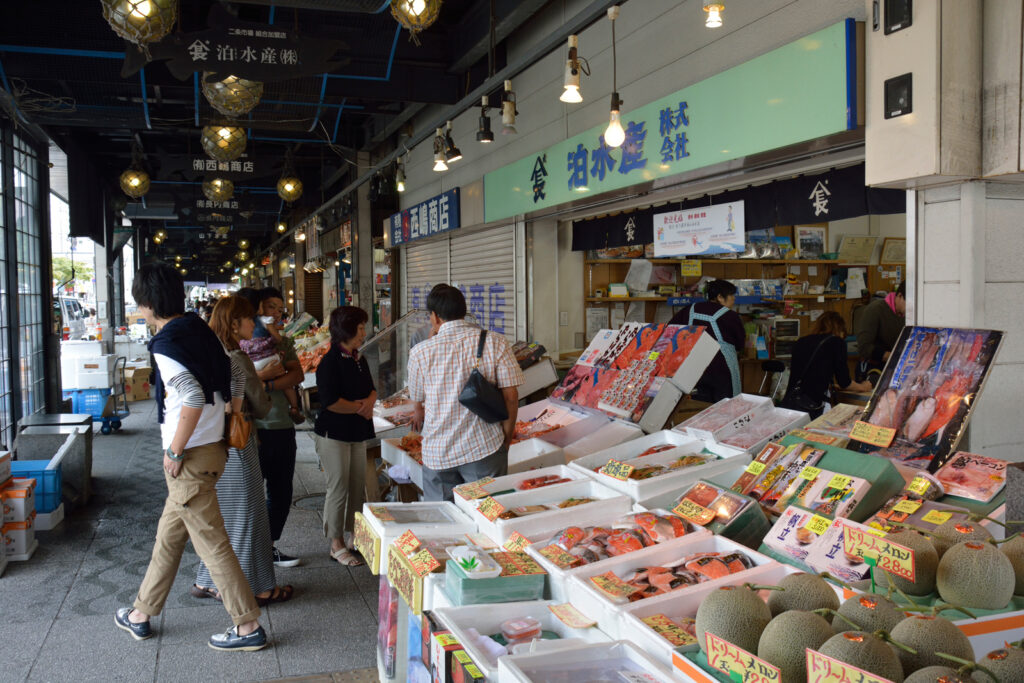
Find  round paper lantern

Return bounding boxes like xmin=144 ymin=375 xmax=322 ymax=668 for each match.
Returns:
xmin=119 ymin=168 xmax=150 ymax=198
xmin=201 ymin=125 xmax=246 ymax=162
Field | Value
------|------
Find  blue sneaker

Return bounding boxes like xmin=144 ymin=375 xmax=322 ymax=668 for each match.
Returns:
xmin=114 ymin=607 xmax=153 ymax=641
xmin=209 ymin=625 xmax=268 ymax=652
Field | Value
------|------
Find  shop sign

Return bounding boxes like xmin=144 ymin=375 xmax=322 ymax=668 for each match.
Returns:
xmin=842 ymin=523 xmax=916 ymax=581
xmin=653 ymin=201 xmax=745 ymax=257
xmin=195 ymin=199 xmax=240 ymax=210
xmin=485 ymin=20 xmax=856 ymax=223
xmin=706 ymin=632 xmax=781 ymax=682
xmin=191 ymin=159 xmax=256 ymax=174
xmin=409 ymin=278 xmax=509 ymax=337
xmin=387 ymin=188 xmax=460 ymax=247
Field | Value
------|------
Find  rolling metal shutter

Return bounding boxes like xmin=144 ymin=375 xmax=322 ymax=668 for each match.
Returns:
xmin=401 ymin=237 xmax=449 ymax=314
xmin=449 ymin=224 xmax=518 ymax=340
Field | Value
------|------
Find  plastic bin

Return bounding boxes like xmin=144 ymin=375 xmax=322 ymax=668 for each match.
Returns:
xmin=10 ymin=461 xmax=61 ymax=513
xmin=498 ymin=639 xmax=677 ymax=683
xmin=61 ymin=388 xmax=112 ymax=418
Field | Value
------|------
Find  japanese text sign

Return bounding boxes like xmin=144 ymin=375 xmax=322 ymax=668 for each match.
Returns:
xmin=706 ymin=632 xmax=781 ymax=683
xmin=477 ymin=496 xmax=505 ymax=522
xmin=599 ymin=459 xmax=635 ymax=481
xmin=538 ymin=544 xmax=579 ymax=569
xmin=394 ymin=530 xmax=422 ymax=558
xmin=387 ymin=188 xmax=460 ymax=247
xmin=842 ymin=523 xmax=915 ymax=582
xmin=548 ymin=603 xmax=596 ymax=629
xmin=503 ymin=532 xmax=532 ymax=552
xmin=653 ymin=202 xmax=746 ymax=257
xmin=454 ymin=477 xmax=494 ymax=501
xmin=590 ymin=571 xmax=641 ymax=599
xmin=642 ymin=614 xmax=697 ymax=647
xmin=806 ymin=648 xmax=895 ymax=683
xmin=673 ymin=498 xmax=716 ymax=526
xmin=850 ymin=421 xmax=897 ymax=448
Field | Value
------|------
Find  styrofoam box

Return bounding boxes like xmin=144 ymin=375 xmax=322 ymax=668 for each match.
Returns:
xmin=568 ymin=430 xmax=750 ymax=503
xmin=361 ymin=502 xmax=476 ymax=574
xmin=564 ymin=534 xmax=778 ymax=639
xmin=452 ymin=465 xmax=588 ymax=519
xmin=563 ymin=420 xmax=644 ymax=462
xmin=516 ymin=399 xmax=610 ymax=450
xmin=618 ymin=562 xmax=800 ymax=668
xmin=507 ymin=438 xmax=565 ymax=473
xmin=524 ymin=510 xmax=711 ymax=603
xmin=422 ymin=572 xmax=452 ymax=612
xmin=715 ymin=406 xmax=810 ymax=454
xmin=674 ymin=393 xmax=773 ymax=442
xmin=637 ymin=464 xmax=751 ymax=512
xmin=380 ymin=438 xmax=424 ymax=490
xmin=498 ymin=639 xmax=676 ymax=683
xmin=0 ymin=451 xmax=9 ymax=485
xmin=59 ymin=340 xmax=105 ymax=358
xmin=433 ymin=600 xmax=613 ymax=681
xmin=471 ymin=479 xmax=632 ymax=545
xmin=664 ymin=330 xmax=723 ymax=394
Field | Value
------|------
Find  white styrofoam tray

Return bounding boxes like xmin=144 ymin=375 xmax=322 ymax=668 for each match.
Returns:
xmin=470 ymin=479 xmax=632 ymax=545
xmin=516 ymin=399 xmax=610 ymax=450
xmin=497 ymin=639 xmax=676 ymax=683
xmin=563 ymin=420 xmax=644 ymax=462
xmin=568 ymin=430 xmax=750 ymax=502
xmin=715 ymin=406 xmax=810 ymax=454
xmin=673 ymin=393 xmax=773 ymax=442
xmin=380 ymin=437 xmax=424 ymax=489
xmin=433 ymin=600 xmax=612 ymax=681
xmin=361 ymin=501 xmax=476 ymax=574
xmin=524 ymin=511 xmax=711 ymax=603
xmin=452 ymin=465 xmax=589 ymax=519
xmin=564 ymin=534 xmax=778 ymax=639
xmin=507 ymin=438 xmax=565 ymax=474
xmin=636 ymin=462 xmax=752 ymax=512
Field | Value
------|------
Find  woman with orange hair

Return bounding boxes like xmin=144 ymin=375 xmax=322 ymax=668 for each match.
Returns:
xmin=782 ymin=311 xmax=872 ymax=418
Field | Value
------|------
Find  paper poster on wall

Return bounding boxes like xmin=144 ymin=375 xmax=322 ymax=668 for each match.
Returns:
xmin=585 ymin=307 xmax=609 ymax=342
xmin=846 ymin=268 xmax=867 ymax=299
xmin=653 ymin=201 xmax=745 ymax=257
xmin=610 ymin=303 xmax=625 ymax=329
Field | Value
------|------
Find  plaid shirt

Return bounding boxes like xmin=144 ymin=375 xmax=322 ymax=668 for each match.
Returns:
xmin=407 ymin=319 xmax=524 ymax=469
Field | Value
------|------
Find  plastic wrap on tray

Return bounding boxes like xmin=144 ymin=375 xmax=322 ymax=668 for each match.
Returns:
xmin=679 ymin=396 xmax=760 ymax=434
xmin=598 ymin=549 xmax=756 ymax=603
xmin=536 ymin=512 xmax=691 ymax=568
xmin=719 ymin=408 xmax=803 ymax=450
xmin=674 ymin=482 xmax=752 ymax=526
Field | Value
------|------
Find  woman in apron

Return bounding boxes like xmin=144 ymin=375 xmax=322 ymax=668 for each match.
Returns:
xmin=668 ymin=279 xmax=745 ymax=402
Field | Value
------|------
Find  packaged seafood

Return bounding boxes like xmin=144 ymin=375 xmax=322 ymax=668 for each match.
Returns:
xmin=804 ymin=518 xmax=877 ymax=583
xmin=536 ymin=512 xmax=692 ymax=568
xmin=677 ymin=395 xmax=763 ymax=435
xmin=592 ymin=549 xmax=756 ymax=603
xmin=511 ymin=341 xmax=546 ymax=370
xmin=498 ymin=505 xmax=549 ymax=520
xmin=718 ymin=406 xmax=809 ymax=452
xmin=729 ymin=442 xmax=788 ymax=495
xmin=555 ymin=497 xmax=595 ymax=508
xmin=768 ymin=466 xmax=869 ymax=518
xmin=517 ymin=474 xmax=573 ymax=490
xmin=934 ymin=451 xmax=1008 ymax=502
xmin=649 ymin=325 xmax=705 ymax=378
xmin=748 ymin=443 xmax=824 ymax=502
xmin=675 ymin=482 xmax=753 ymax=526
xmin=763 ymin=506 xmax=820 ymax=563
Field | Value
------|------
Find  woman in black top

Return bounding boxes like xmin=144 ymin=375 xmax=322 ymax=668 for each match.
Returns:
xmin=785 ymin=312 xmax=872 ymax=418
xmin=668 ymin=279 xmax=746 ymax=402
xmin=314 ymin=306 xmax=376 ymax=566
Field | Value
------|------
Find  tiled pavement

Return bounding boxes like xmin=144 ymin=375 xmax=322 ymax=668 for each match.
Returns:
xmin=0 ymin=400 xmax=381 ymax=682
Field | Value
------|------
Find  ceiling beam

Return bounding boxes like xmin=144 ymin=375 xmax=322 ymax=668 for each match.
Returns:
xmin=446 ymin=0 xmax=550 ymax=74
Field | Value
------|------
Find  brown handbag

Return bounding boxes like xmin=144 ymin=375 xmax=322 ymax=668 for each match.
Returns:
xmin=226 ymin=411 xmax=251 ymax=449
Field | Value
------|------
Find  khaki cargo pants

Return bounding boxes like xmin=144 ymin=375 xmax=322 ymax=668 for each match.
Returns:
xmin=134 ymin=441 xmax=261 ymax=626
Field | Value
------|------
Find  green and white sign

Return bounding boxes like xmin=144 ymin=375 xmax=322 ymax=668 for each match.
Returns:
xmin=484 ymin=19 xmax=857 ymax=223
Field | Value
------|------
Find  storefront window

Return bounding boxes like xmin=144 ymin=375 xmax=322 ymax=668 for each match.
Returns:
xmin=0 ymin=139 xmax=8 ymax=448
xmin=12 ymin=134 xmax=44 ymax=423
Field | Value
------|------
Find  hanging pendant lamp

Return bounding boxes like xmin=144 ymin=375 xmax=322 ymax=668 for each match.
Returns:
xmin=277 ymin=152 xmax=303 ymax=202
xmin=203 ymin=178 xmax=234 ymax=202
xmin=201 ymin=125 xmax=246 ymax=162
xmin=202 ymin=72 xmax=263 ymax=117
xmin=120 ymin=142 xmax=150 ymax=198
xmin=101 ymin=0 xmax=177 ymax=47
xmin=391 ymin=0 xmax=442 ymax=45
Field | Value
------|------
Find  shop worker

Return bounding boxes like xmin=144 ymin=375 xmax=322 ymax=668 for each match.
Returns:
xmin=668 ymin=278 xmax=745 ymax=402
xmin=115 ymin=263 xmax=267 ymax=652
xmin=408 ymin=284 xmax=524 ymax=501
xmin=854 ymin=280 xmax=906 ymax=385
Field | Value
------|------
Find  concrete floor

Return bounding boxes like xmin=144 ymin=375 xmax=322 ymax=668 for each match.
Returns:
xmin=0 ymin=399 xmax=381 ymax=682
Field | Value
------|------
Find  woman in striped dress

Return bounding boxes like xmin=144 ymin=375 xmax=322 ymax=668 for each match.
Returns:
xmin=192 ymin=296 xmax=294 ymax=605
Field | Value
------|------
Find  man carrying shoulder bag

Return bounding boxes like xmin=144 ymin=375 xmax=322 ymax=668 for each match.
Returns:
xmin=408 ymin=285 xmax=524 ymax=501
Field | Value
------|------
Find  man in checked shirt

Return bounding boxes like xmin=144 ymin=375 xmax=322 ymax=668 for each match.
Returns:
xmin=408 ymin=285 xmax=523 ymax=501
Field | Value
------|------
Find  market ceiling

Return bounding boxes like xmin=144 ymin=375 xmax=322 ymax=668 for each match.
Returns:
xmin=0 ymin=0 xmax=553 ymax=277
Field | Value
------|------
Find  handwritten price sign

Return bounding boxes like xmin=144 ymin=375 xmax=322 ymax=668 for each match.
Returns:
xmin=548 ymin=603 xmax=595 ymax=629
xmin=842 ymin=524 xmax=916 ymax=582
xmin=599 ymin=459 xmax=635 ymax=481
xmin=827 ymin=474 xmax=853 ymax=490
xmin=673 ymin=498 xmax=716 ymax=526
xmin=409 ymin=548 xmax=441 ymax=577
xmin=849 ymin=421 xmax=897 ymax=448
xmin=907 ymin=476 xmax=932 ymax=497
xmin=503 ymin=531 xmax=532 ymax=552
xmin=800 ymin=466 xmax=823 ymax=481
xmin=920 ymin=509 xmax=953 ymax=526
xmin=590 ymin=571 xmax=641 ymax=599
xmin=790 ymin=428 xmax=839 ymax=446
xmin=477 ymin=496 xmax=506 ymax=522
xmin=803 ymin=515 xmax=832 ymax=536
xmin=892 ymin=499 xmax=923 ymax=515
xmin=369 ymin=505 xmax=395 ymax=521
xmin=394 ymin=530 xmax=422 ymax=558
xmin=705 ymin=632 xmax=781 ymax=682
xmin=538 ymin=544 xmax=579 ymax=569
xmin=454 ymin=477 xmax=494 ymax=500
xmin=806 ymin=648 xmax=895 ymax=683
xmin=642 ymin=614 xmax=697 ymax=647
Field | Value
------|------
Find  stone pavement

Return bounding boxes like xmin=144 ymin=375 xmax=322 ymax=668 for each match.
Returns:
xmin=0 ymin=399 xmax=381 ymax=682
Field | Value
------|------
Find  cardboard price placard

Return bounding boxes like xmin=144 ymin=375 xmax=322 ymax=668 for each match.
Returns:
xmin=745 ymin=461 xmax=767 ymax=476
xmin=409 ymin=548 xmax=441 ymax=577
xmin=920 ymin=509 xmax=953 ymax=525
xmin=477 ymin=496 xmax=506 ymax=522
xmin=680 ymin=259 xmax=702 ymax=277
xmin=803 ymin=515 xmax=832 ymax=536
xmin=641 ymin=614 xmax=697 ymax=647
xmin=806 ymin=648 xmax=895 ymax=683
xmin=849 ymin=421 xmax=897 ymax=448
xmin=800 ymin=466 xmax=823 ymax=481
xmin=493 ymin=551 xmax=546 ymax=576
xmin=394 ymin=530 xmax=422 ymax=558
xmin=599 ymin=459 xmax=635 ymax=481
xmin=538 ymin=544 xmax=579 ymax=569
xmin=789 ymin=428 xmax=839 ymax=446
xmin=352 ymin=512 xmax=377 ymax=568
xmin=503 ymin=531 xmax=532 ymax=552
xmin=454 ymin=478 xmax=494 ymax=501
xmin=827 ymin=474 xmax=853 ymax=490
xmin=589 ymin=571 xmax=641 ymax=599
xmin=369 ymin=505 xmax=395 ymax=521
xmin=842 ymin=523 xmax=916 ymax=582
xmin=673 ymin=498 xmax=716 ymax=526
xmin=907 ymin=476 xmax=932 ymax=497
xmin=892 ymin=499 xmax=923 ymax=515
xmin=548 ymin=603 xmax=596 ymax=629
xmin=706 ymin=632 xmax=781 ymax=682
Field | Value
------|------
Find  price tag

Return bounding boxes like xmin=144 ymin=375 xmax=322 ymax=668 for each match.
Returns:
xmin=892 ymin=499 xmax=923 ymax=515
xmin=800 ymin=466 xmax=823 ymax=481
xmin=803 ymin=515 xmax=832 ymax=536
xmin=493 ymin=551 xmax=546 ymax=576
xmin=680 ymin=259 xmax=702 ymax=277
xmin=705 ymin=632 xmax=782 ymax=682
xmin=790 ymin=428 xmax=839 ymax=446
xmin=394 ymin=530 xmax=422 ymax=558
xmin=454 ymin=477 xmax=494 ymax=501
xmin=745 ymin=461 xmax=767 ymax=476
xmin=827 ymin=474 xmax=854 ymax=490
xmin=807 ymin=647 xmax=895 ymax=683
xmin=641 ymin=614 xmax=698 ymax=647
xmin=921 ymin=509 xmax=953 ymax=525
xmin=477 ymin=496 xmax=506 ymax=522
xmin=409 ymin=547 xmax=441 ymax=577
xmin=548 ymin=603 xmax=596 ymax=629
xmin=465 ymin=532 xmax=499 ymax=549
xmin=538 ymin=544 xmax=579 ymax=569
xmin=503 ymin=531 xmax=532 ymax=552
xmin=842 ymin=523 xmax=916 ymax=582
xmin=369 ymin=505 xmax=395 ymax=521
xmin=907 ymin=476 xmax=932 ymax=496
xmin=849 ymin=421 xmax=897 ymax=448
xmin=647 ymin=351 xmax=661 ymax=361
xmin=599 ymin=459 xmax=635 ymax=481
xmin=589 ymin=571 xmax=641 ymax=599
xmin=673 ymin=498 xmax=716 ymax=526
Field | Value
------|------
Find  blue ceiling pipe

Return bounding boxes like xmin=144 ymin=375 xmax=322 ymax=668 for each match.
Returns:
xmin=139 ymin=66 xmax=152 ymax=129
xmin=193 ymin=72 xmax=199 ymax=126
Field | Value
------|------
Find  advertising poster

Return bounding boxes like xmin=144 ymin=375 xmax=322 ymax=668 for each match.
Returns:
xmin=853 ymin=326 xmax=1003 ymax=470
xmin=653 ymin=201 xmax=745 ymax=257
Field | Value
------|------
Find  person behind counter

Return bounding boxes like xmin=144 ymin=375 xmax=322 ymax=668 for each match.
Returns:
xmin=668 ymin=279 xmax=745 ymax=402
xmin=854 ymin=280 xmax=906 ymax=385
xmin=782 ymin=312 xmax=872 ymax=419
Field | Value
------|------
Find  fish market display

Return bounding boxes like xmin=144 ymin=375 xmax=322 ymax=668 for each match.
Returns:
xmin=719 ymin=408 xmax=805 ymax=451
xmin=517 ymin=474 xmax=573 ymax=490
xmin=510 ymin=419 xmax=564 ymax=444
xmin=595 ymin=452 xmax=713 ymax=480
xmin=730 ymin=442 xmax=788 ymax=495
xmin=378 ymin=388 xmax=411 ymax=410
xmin=934 ymin=451 xmax=1007 ymax=502
xmin=595 ymin=550 xmax=756 ymax=602
xmin=612 ymin=323 xmax=665 ymax=370
xmin=679 ymin=396 xmax=761 ymax=435
xmin=396 ymin=434 xmax=423 ymax=464
xmin=675 ymin=482 xmax=752 ymax=525
xmin=747 ymin=443 xmax=825 ymax=508
xmin=537 ymin=512 xmax=690 ymax=567
xmin=495 ymin=496 xmax=597 ymax=520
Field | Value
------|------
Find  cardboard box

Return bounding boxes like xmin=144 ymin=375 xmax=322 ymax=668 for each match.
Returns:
xmin=0 ymin=450 xmax=10 ymax=487
xmin=3 ymin=514 xmax=35 ymax=557
xmin=120 ymin=367 xmax=152 ymax=402
xmin=430 ymin=631 xmax=462 ymax=683
xmin=2 ymin=477 xmax=36 ymax=523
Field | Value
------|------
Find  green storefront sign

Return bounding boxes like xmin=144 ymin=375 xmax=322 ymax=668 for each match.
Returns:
xmin=484 ymin=19 xmax=856 ymax=223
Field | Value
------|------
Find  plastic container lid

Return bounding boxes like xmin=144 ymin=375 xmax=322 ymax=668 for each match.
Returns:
xmin=446 ymin=546 xmax=502 ymax=579
xmin=501 ymin=616 xmax=542 ymax=642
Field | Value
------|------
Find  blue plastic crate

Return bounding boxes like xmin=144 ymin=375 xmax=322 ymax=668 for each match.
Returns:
xmin=62 ymin=388 xmax=112 ymax=418
xmin=10 ymin=460 xmax=62 ymax=513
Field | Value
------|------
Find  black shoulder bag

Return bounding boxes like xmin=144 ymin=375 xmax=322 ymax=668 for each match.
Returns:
xmin=458 ymin=330 xmax=510 ymax=423
xmin=779 ymin=336 xmax=831 ymax=415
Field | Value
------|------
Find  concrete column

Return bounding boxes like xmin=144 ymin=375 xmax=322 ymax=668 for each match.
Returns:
xmin=353 ymin=151 xmax=374 ymax=314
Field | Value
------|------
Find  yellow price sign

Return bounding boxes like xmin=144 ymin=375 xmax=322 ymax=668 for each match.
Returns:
xmin=648 ymin=351 xmax=661 ymax=361
xmin=706 ymin=632 xmax=782 ymax=682
xmin=478 ymin=496 xmax=506 ymax=522
xmin=455 ymin=477 xmax=494 ymax=501
xmin=680 ymin=259 xmax=702 ymax=277
xmin=745 ymin=461 xmax=767 ymax=476
xmin=892 ymin=499 xmax=923 ymax=515
xmin=804 ymin=515 xmax=832 ymax=536
xmin=394 ymin=530 xmax=422 ymax=558
xmin=590 ymin=571 xmax=641 ymax=599
xmin=842 ymin=523 xmax=916 ymax=582
xmin=827 ymin=474 xmax=853 ymax=490
xmin=599 ymin=459 xmax=635 ymax=481
xmin=503 ymin=531 xmax=532 ymax=552
xmin=790 ymin=428 xmax=839 ymax=446
xmin=673 ymin=498 xmax=716 ymax=526
xmin=907 ymin=476 xmax=932 ymax=497
xmin=800 ymin=466 xmax=823 ymax=481
xmin=408 ymin=548 xmax=441 ymax=577
xmin=538 ymin=544 xmax=579 ymax=569
xmin=548 ymin=603 xmax=596 ymax=629
xmin=849 ymin=421 xmax=897 ymax=448
xmin=642 ymin=614 xmax=698 ymax=647
xmin=369 ymin=505 xmax=395 ymax=521
xmin=920 ymin=509 xmax=954 ymax=526
xmin=807 ymin=648 xmax=895 ymax=683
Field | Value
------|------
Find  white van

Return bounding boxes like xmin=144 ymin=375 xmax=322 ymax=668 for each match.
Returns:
xmin=54 ymin=297 xmax=87 ymax=341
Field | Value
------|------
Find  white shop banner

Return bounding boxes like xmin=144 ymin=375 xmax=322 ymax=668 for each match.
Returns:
xmin=653 ymin=200 xmax=745 ymax=257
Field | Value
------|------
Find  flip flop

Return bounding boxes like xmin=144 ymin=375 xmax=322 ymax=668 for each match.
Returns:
xmin=190 ymin=584 xmax=222 ymax=601
xmin=330 ymin=547 xmax=364 ymax=566
xmin=256 ymin=585 xmax=294 ymax=606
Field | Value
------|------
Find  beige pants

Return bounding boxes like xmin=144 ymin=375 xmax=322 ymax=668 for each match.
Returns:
xmin=314 ymin=435 xmax=367 ymax=541
xmin=134 ymin=441 xmax=261 ymax=626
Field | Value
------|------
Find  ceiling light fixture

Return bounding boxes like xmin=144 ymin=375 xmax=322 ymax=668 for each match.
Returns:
xmin=432 ymin=128 xmax=448 ymax=172
xmin=277 ymin=152 xmax=303 ymax=203
xmin=476 ymin=96 xmax=494 ymax=143
xmin=560 ymin=35 xmax=589 ymax=103
xmin=237 ymin=251 xmax=249 ymax=262
xmin=501 ymin=80 xmax=518 ymax=135
xmin=703 ymin=1 xmax=724 ymax=28
xmin=390 ymin=0 xmax=441 ymax=46
xmin=203 ymin=177 xmax=234 ymax=202
xmin=201 ymin=125 xmax=246 ymax=162
xmin=119 ymin=141 xmax=150 ymax=199
xmin=202 ymin=72 xmax=263 ymax=117
xmin=443 ymin=121 xmax=462 ymax=162
xmin=238 ymin=238 xmax=250 ymax=250
xmin=101 ymin=0 xmax=176 ymax=49
xmin=295 ymin=231 xmax=306 ymax=242
xmin=395 ymin=157 xmax=407 ymax=192
xmin=276 ymin=222 xmax=287 ymax=233
xmin=604 ymin=6 xmax=625 ymax=148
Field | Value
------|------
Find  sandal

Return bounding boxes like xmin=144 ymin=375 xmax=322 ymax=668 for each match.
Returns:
xmin=289 ymin=408 xmax=305 ymax=425
xmin=330 ymin=547 xmax=364 ymax=566
xmin=190 ymin=584 xmax=222 ymax=601
xmin=256 ymin=584 xmax=294 ymax=606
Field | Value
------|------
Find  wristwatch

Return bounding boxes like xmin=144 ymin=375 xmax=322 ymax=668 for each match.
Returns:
xmin=165 ymin=447 xmax=184 ymax=462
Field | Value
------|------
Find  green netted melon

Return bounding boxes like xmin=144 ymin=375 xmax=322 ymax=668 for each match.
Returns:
xmin=999 ymin=533 xmax=1024 ymax=596
xmin=930 ymin=521 xmax=993 ymax=558
xmin=905 ymin=666 xmax=970 ymax=683
xmin=757 ymin=611 xmax=833 ymax=683
xmin=695 ymin=585 xmax=772 ymax=655
xmin=972 ymin=647 xmax=1024 ymax=683
xmin=936 ymin=541 xmax=1015 ymax=610
xmin=766 ymin=573 xmax=840 ymax=616
xmin=890 ymin=614 xmax=974 ymax=674
xmin=877 ymin=530 xmax=938 ymax=596
xmin=832 ymin=593 xmax=904 ymax=634
xmin=818 ymin=631 xmax=905 ymax=683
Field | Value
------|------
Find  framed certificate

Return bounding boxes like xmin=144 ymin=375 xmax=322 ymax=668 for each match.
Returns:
xmin=836 ymin=235 xmax=878 ymax=264
xmin=880 ymin=237 xmax=906 ymax=264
